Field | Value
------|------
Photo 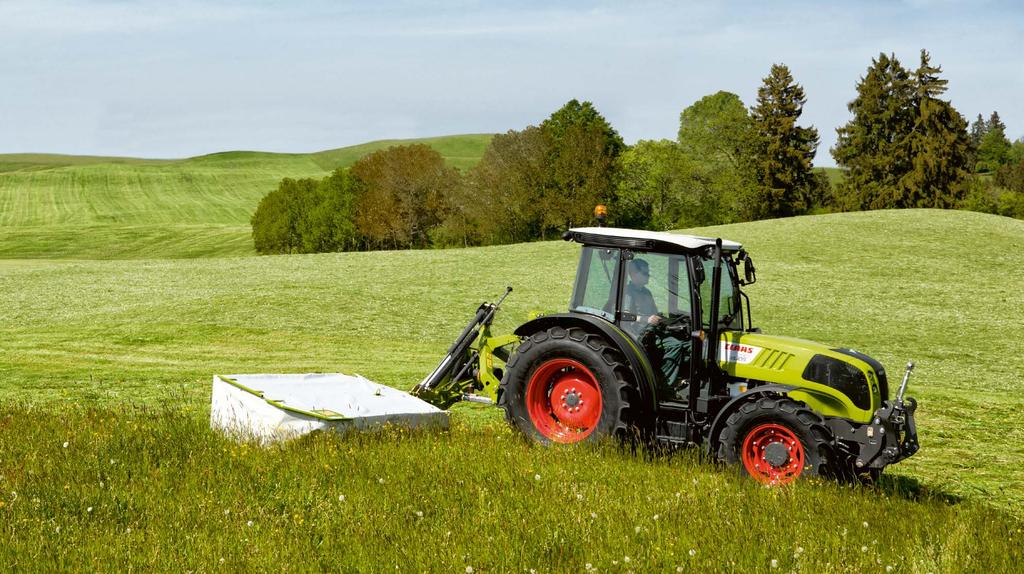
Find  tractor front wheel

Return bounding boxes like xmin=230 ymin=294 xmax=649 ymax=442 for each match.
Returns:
xmin=717 ymin=396 xmax=838 ymax=485
xmin=499 ymin=326 xmax=641 ymax=444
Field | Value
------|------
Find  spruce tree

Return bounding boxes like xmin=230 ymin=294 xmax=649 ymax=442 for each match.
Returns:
xmin=749 ymin=64 xmax=820 ymax=218
xmin=899 ymin=50 xmax=971 ymax=208
xmin=977 ymin=110 xmax=1012 ymax=172
xmin=832 ymin=53 xmax=915 ymax=209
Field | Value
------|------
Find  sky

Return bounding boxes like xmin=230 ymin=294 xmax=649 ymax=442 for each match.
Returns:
xmin=1 ymin=0 xmax=1022 ymax=166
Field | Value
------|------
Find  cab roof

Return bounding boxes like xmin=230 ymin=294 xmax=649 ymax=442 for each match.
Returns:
xmin=565 ymin=227 xmax=743 ymax=253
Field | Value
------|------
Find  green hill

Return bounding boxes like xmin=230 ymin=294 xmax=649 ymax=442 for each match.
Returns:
xmin=1 ymin=208 xmax=1022 ymax=517
xmin=0 ymin=134 xmax=493 ymax=259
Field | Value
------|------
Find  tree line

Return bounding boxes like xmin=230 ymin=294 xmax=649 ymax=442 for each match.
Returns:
xmin=252 ymin=50 xmax=1024 ymax=254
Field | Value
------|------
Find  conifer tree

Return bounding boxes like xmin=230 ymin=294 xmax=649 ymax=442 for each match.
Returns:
xmin=749 ymin=64 xmax=821 ymax=218
xmin=832 ymin=53 xmax=915 ymax=209
xmin=970 ymin=114 xmax=988 ymax=149
xmin=899 ymin=50 xmax=971 ymax=207
xmin=977 ymin=110 xmax=1012 ymax=172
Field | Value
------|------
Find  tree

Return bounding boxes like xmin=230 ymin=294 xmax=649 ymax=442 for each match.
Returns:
xmin=969 ymin=114 xmax=988 ymax=149
xmin=350 ymin=144 xmax=460 ymax=250
xmin=678 ymin=91 xmax=753 ymax=168
xmin=677 ymin=91 xmax=758 ymax=220
xmin=463 ymin=126 xmax=551 ymax=244
xmin=305 ymin=168 xmax=359 ymax=252
xmin=251 ymin=177 xmax=321 ymax=254
xmin=898 ymin=50 xmax=971 ymax=208
xmin=748 ymin=64 xmax=822 ymax=218
xmin=538 ymin=100 xmax=625 ymax=235
xmin=976 ymin=111 xmax=1012 ymax=172
xmin=832 ymin=53 xmax=916 ymax=210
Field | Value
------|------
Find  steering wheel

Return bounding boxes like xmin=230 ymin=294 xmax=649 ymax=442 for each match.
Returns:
xmin=652 ymin=312 xmax=691 ymax=337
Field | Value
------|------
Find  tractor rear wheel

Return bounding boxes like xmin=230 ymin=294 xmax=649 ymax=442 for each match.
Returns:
xmin=716 ymin=396 xmax=838 ymax=485
xmin=499 ymin=326 xmax=642 ymax=444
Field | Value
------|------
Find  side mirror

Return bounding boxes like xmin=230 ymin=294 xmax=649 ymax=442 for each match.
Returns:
xmin=742 ymin=256 xmax=756 ymax=285
xmin=693 ymin=260 xmax=705 ymax=284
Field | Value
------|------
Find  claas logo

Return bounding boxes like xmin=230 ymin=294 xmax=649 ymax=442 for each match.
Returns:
xmin=724 ymin=343 xmax=755 ymax=354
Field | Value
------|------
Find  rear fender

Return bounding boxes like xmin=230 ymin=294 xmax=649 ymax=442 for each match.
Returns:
xmin=513 ymin=313 xmax=658 ymax=414
xmin=705 ymin=384 xmax=796 ymax=455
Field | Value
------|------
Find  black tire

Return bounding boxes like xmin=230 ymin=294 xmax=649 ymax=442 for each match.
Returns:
xmin=498 ymin=326 xmax=643 ymax=445
xmin=716 ymin=396 xmax=838 ymax=483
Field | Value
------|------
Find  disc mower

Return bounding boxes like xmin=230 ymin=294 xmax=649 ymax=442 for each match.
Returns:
xmin=412 ymin=224 xmax=920 ymax=484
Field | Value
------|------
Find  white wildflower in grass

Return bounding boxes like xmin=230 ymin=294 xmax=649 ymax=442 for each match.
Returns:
xmin=677 ymin=567 xmax=684 ymax=572
xmin=861 ymin=546 xmax=868 ymax=553
xmin=126 ymin=527 xmax=131 ymax=534
xmin=55 ymin=526 xmax=61 ymax=534
xmin=770 ymin=558 xmax=779 ymax=568
xmin=87 ymin=506 xmax=93 ymax=513
xmin=585 ymin=563 xmax=593 ymax=571
xmin=576 ymin=493 xmax=584 ymax=500
xmin=688 ymin=549 xmax=696 ymax=557
xmin=796 ymin=547 xmax=804 ymax=554
xmin=378 ymin=478 xmax=385 ymax=485
xmin=590 ymin=512 xmax=597 ymax=519
xmin=415 ymin=511 xmax=423 ymax=518
xmin=675 ymin=492 xmax=681 ymax=497
xmin=623 ymin=556 xmax=630 ymax=563
xmin=223 ymin=509 xmax=230 ymax=516
xmin=247 ymin=521 xmax=253 ymax=527
xmin=338 ymin=495 xmax=345 ymax=502
xmin=219 ymin=558 xmax=225 ymax=564
xmin=62 ymin=441 xmax=69 ymax=449
xmin=886 ymin=566 xmax=893 ymax=573
xmin=534 ymin=474 xmax=541 ymax=481
xmin=634 ymin=526 xmax=641 ymax=534
xmin=862 ymin=521 xmax=869 ymax=529
xmin=612 ymin=561 xmax=618 ymax=566
xmin=653 ymin=514 xmax=659 ymax=521
xmin=465 ymin=567 xmax=473 ymax=573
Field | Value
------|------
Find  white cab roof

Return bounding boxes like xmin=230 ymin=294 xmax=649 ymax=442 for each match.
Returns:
xmin=569 ymin=227 xmax=743 ymax=252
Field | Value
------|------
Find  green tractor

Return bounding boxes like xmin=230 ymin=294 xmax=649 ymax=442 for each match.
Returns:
xmin=413 ymin=225 xmax=920 ymax=484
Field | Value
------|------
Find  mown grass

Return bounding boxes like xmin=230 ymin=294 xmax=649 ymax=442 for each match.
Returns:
xmin=1 ymin=405 xmax=1020 ymax=573
xmin=0 ymin=135 xmax=491 ymax=259
xmin=1 ymin=209 xmax=1023 ymax=518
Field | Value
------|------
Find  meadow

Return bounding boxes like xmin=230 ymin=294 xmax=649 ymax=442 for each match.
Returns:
xmin=0 ymin=134 xmax=492 ymax=260
xmin=1 ymin=142 xmax=1022 ymax=571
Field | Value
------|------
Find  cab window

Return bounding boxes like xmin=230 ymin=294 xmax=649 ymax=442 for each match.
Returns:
xmin=699 ymin=257 xmax=743 ymax=330
xmin=570 ymin=246 xmax=620 ymax=321
xmin=620 ymin=253 xmax=690 ymax=339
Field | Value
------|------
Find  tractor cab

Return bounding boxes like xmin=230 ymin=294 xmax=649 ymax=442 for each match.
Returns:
xmin=564 ymin=227 xmax=749 ymax=401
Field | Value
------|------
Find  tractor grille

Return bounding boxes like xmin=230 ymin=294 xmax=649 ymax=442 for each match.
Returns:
xmin=753 ymin=348 xmax=794 ymax=371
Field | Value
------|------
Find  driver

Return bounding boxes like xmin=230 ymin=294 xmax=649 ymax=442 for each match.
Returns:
xmin=623 ymin=257 xmax=689 ymax=399
xmin=624 ymin=258 xmax=659 ymax=327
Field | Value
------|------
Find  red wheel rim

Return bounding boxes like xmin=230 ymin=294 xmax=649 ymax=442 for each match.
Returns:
xmin=740 ymin=423 xmax=805 ymax=485
xmin=525 ymin=358 xmax=603 ymax=443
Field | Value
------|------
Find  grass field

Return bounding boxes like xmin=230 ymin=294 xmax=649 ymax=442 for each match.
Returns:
xmin=2 ymin=208 xmax=1023 ymax=518
xmin=0 ymin=135 xmax=492 ymax=260
xmin=2 ymin=407 xmax=1020 ymax=573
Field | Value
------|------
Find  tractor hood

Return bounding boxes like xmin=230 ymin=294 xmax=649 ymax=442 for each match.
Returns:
xmin=718 ymin=331 xmax=886 ymax=423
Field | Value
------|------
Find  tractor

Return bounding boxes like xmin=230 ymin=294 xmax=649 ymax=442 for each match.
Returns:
xmin=412 ymin=223 xmax=920 ymax=484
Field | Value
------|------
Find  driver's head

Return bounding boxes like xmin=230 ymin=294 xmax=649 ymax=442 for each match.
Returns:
xmin=628 ymin=258 xmax=650 ymax=286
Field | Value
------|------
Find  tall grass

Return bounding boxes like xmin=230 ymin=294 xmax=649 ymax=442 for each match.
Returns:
xmin=1 ymin=405 xmax=1019 ymax=573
